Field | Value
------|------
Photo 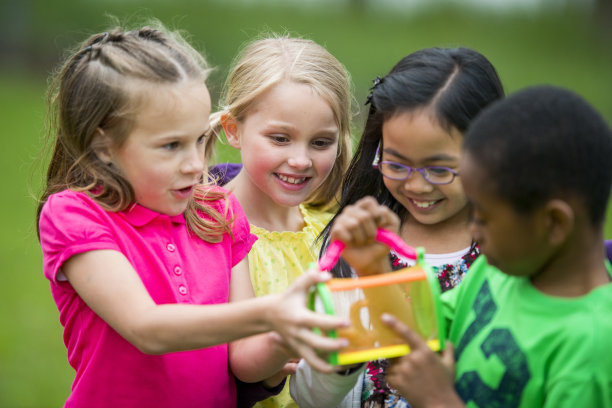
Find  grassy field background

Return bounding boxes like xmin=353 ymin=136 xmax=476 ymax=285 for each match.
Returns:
xmin=1 ymin=1 xmax=611 ymax=406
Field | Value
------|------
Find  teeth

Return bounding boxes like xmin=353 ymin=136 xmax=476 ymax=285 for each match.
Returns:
xmin=278 ymin=174 xmax=306 ymax=184
xmin=411 ymin=199 xmax=437 ymax=208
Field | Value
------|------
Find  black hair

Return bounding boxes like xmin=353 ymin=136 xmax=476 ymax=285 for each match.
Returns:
xmin=463 ymin=85 xmax=612 ymax=225
xmin=321 ymin=47 xmax=505 ymax=277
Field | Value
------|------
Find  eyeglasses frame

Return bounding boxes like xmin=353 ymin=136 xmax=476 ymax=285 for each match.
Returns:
xmin=371 ymin=141 xmax=459 ymax=185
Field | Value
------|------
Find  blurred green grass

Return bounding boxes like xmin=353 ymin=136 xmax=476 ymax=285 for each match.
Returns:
xmin=1 ymin=1 xmax=612 ymax=406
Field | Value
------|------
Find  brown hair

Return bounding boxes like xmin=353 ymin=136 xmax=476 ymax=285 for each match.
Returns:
xmin=39 ymin=22 xmax=232 ymax=242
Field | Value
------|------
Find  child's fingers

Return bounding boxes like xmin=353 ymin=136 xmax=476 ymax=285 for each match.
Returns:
xmin=294 ymin=325 xmax=348 ymax=352
xmin=281 ymin=361 xmax=299 ymax=376
xmin=279 ymin=331 xmax=337 ymax=373
xmin=332 ymin=205 xmax=378 ymax=245
xmin=307 ymin=314 xmax=350 ymax=333
xmin=296 ymin=346 xmax=335 ymax=373
xmin=440 ymin=341 xmax=456 ymax=373
xmin=332 ymin=197 xmax=400 ymax=246
xmin=292 ymin=268 xmax=331 ymax=286
xmin=268 ymin=331 xmax=296 ymax=358
xmin=371 ymin=204 xmax=400 ymax=233
xmin=332 ymin=196 xmax=390 ymax=244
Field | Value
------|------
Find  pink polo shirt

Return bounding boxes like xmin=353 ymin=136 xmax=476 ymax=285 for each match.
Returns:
xmin=39 ymin=187 xmax=257 ymax=408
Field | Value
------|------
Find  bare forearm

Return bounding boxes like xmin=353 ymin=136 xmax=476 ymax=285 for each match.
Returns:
xmin=129 ymin=295 xmax=280 ymax=354
xmin=229 ymin=333 xmax=289 ymax=382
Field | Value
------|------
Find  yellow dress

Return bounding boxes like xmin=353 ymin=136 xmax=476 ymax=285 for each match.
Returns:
xmin=249 ymin=204 xmax=333 ymax=408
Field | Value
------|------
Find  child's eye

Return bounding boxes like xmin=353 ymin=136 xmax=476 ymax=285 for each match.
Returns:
xmin=311 ymin=139 xmax=335 ymax=149
xmin=163 ymin=141 xmax=180 ymax=150
xmin=197 ymin=134 xmax=206 ymax=145
xmin=386 ymin=162 xmax=406 ymax=171
xmin=427 ymin=167 xmax=452 ymax=176
xmin=269 ymin=135 xmax=289 ymax=144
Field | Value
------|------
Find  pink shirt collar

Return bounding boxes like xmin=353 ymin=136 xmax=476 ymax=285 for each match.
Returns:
xmin=121 ymin=203 xmax=186 ymax=227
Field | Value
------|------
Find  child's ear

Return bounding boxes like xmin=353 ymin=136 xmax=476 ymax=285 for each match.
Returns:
xmin=544 ymin=199 xmax=574 ymax=246
xmin=221 ymin=113 xmax=241 ymax=149
xmin=91 ymin=128 xmax=114 ymax=164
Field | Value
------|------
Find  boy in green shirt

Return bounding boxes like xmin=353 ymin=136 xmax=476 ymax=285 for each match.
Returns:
xmin=330 ymin=85 xmax=612 ymax=408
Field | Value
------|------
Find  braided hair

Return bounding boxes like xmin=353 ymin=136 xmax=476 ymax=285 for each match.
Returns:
xmin=39 ymin=22 xmax=231 ymax=242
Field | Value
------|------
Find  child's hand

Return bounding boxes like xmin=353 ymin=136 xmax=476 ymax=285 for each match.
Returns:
xmin=382 ymin=314 xmax=464 ymax=408
xmin=269 ymin=269 xmax=349 ymax=373
xmin=330 ymin=196 xmax=400 ymax=275
xmin=261 ymin=358 xmax=300 ymax=389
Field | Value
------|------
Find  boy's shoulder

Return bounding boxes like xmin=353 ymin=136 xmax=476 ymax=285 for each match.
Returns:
xmin=449 ymin=257 xmax=612 ymax=407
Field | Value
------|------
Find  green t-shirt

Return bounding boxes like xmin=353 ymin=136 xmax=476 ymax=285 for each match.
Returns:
xmin=442 ymin=256 xmax=612 ymax=408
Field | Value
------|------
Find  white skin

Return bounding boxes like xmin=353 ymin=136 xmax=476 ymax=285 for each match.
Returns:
xmin=220 ymin=80 xmax=340 ymax=385
xmin=223 ymin=80 xmax=339 ymax=232
xmin=381 ymin=109 xmax=472 ymax=254
xmin=63 ymin=80 xmax=348 ymax=386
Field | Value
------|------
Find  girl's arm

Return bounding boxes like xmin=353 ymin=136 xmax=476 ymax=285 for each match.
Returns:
xmin=63 ymin=248 xmax=347 ymax=371
xmin=228 ymin=257 xmax=296 ymax=382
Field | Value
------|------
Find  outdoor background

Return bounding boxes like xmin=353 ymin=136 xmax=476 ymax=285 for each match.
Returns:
xmin=1 ymin=0 xmax=611 ymax=406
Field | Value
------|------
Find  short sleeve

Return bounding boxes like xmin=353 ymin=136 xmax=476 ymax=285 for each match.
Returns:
xmin=39 ymin=191 xmax=119 ymax=283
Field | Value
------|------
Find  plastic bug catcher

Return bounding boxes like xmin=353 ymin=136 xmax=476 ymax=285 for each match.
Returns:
xmin=308 ymin=229 xmax=446 ymax=366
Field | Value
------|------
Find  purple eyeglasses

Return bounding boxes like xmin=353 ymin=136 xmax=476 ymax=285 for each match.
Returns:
xmin=372 ymin=142 xmax=459 ymax=185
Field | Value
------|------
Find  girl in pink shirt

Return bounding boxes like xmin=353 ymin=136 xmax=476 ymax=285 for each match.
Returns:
xmin=37 ymin=22 xmax=347 ymax=408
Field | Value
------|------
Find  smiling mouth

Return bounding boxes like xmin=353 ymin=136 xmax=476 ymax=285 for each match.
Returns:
xmin=276 ymin=174 xmax=308 ymax=185
xmin=409 ymin=198 xmax=440 ymax=209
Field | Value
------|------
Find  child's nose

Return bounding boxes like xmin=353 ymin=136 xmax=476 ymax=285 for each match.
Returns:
xmin=287 ymin=148 xmax=312 ymax=170
xmin=182 ymin=147 xmax=205 ymax=174
xmin=402 ymin=171 xmax=434 ymax=193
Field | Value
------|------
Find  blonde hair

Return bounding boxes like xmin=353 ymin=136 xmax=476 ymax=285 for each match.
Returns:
xmin=209 ymin=35 xmax=353 ymax=209
xmin=39 ymin=21 xmax=232 ymax=242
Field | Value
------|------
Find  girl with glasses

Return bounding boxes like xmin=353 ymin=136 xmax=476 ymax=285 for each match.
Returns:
xmin=291 ymin=46 xmax=505 ymax=408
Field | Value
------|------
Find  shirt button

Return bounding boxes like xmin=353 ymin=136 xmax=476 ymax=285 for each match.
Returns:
xmin=178 ymin=285 xmax=187 ymax=295
xmin=173 ymin=266 xmax=182 ymax=276
xmin=167 ymin=243 xmax=176 ymax=252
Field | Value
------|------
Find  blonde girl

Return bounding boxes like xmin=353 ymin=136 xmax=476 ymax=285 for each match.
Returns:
xmin=37 ymin=23 xmax=346 ymax=408
xmin=207 ymin=35 xmax=353 ymax=407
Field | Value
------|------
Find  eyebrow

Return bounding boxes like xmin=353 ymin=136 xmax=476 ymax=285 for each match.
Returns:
xmin=382 ymin=147 xmax=459 ymax=163
xmin=265 ymin=121 xmax=297 ymax=132
xmin=265 ymin=121 xmax=339 ymax=137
